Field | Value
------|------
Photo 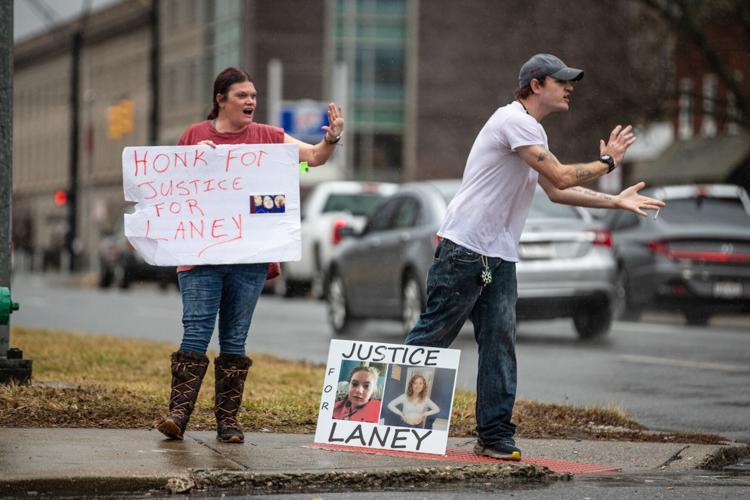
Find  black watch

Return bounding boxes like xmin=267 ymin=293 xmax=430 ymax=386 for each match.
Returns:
xmin=599 ymin=154 xmax=616 ymax=173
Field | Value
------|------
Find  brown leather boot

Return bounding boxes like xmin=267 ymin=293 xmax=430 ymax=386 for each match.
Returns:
xmin=157 ymin=351 xmax=209 ymax=440
xmin=214 ymin=353 xmax=252 ymax=443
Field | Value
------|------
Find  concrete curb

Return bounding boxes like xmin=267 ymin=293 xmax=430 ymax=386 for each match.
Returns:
xmin=176 ymin=462 xmax=562 ymax=495
xmin=699 ymin=444 xmax=750 ymax=470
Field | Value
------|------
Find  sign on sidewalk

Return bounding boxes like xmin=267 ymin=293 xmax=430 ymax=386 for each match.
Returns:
xmin=121 ymin=144 xmax=300 ymax=266
xmin=315 ymin=340 xmax=460 ymax=455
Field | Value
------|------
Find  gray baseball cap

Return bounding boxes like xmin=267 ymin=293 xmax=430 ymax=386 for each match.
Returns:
xmin=518 ymin=53 xmax=584 ymax=88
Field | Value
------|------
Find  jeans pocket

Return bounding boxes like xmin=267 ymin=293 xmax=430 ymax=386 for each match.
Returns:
xmin=452 ymin=245 xmax=480 ymax=264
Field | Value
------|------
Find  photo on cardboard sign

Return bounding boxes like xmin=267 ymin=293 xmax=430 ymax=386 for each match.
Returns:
xmin=250 ymin=194 xmax=286 ymax=214
xmin=332 ymin=360 xmax=387 ymax=424
xmin=381 ymin=364 xmax=456 ymax=431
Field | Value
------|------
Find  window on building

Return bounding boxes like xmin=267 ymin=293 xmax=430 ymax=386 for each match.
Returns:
xmin=727 ymin=70 xmax=743 ymax=135
xmin=209 ymin=1 xmax=243 ymax=79
xmin=678 ymin=77 xmax=693 ymax=140
xmin=333 ymin=0 xmax=407 ymax=180
xmin=701 ymin=74 xmax=717 ymax=137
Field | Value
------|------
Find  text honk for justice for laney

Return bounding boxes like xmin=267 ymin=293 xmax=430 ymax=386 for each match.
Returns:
xmin=129 ymin=146 xmax=269 ymax=244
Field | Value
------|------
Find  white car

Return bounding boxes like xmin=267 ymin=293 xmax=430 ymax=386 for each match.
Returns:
xmin=279 ymin=180 xmax=398 ymax=297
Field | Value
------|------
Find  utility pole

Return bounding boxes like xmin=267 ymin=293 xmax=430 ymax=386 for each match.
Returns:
xmin=149 ymin=0 xmax=160 ymax=145
xmin=0 ymin=0 xmax=32 ymax=384
xmin=66 ymin=29 xmax=82 ymax=272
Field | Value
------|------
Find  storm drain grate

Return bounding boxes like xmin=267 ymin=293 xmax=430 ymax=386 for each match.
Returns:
xmin=307 ymin=443 xmax=621 ymax=475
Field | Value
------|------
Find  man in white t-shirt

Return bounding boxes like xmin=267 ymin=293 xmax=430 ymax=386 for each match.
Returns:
xmin=404 ymin=53 xmax=665 ymax=461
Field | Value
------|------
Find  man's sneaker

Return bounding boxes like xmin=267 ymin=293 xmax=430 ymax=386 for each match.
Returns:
xmin=473 ymin=438 xmax=522 ymax=461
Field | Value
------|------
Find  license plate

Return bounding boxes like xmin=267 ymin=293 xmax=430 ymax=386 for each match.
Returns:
xmin=713 ymin=282 xmax=742 ymax=298
xmin=520 ymin=244 xmax=555 ymax=260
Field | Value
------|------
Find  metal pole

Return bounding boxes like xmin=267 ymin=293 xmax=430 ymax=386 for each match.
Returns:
xmin=149 ymin=0 xmax=160 ymax=145
xmin=268 ymin=59 xmax=282 ymax=127
xmin=1 ymin=0 xmax=14 ymax=357
xmin=0 ymin=0 xmax=32 ymax=384
xmin=66 ymin=30 xmax=82 ymax=272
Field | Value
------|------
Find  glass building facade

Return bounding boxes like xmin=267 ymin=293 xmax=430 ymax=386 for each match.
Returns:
xmin=332 ymin=0 xmax=408 ymax=180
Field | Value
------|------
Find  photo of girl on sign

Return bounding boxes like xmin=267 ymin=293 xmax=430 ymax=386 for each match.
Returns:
xmin=332 ymin=362 xmax=386 ymax=424
xmin=382 ymin=365 xmax=455 ymax=431
xmin=250 ymin=194 xmax=286 ymax=214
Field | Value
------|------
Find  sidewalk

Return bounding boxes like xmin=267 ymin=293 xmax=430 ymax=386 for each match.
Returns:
xmin=0 ymin=428 xmax=741 ymax=496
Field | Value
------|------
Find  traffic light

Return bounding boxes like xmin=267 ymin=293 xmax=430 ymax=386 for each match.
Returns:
xmin=53 ymin=190 xmax=68 ymax=207
xmin=107 ymin=99 xmax=135 ymax=139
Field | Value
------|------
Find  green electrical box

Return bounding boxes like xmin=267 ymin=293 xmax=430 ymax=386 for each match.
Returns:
xmin=0 ymin=287 xmax=19 ymax=326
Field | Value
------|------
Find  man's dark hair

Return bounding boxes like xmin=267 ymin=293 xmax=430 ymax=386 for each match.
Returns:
xmin=514 ymin=76 xmax=546 ymax=100
xmin=207 ymin=67 xmax=255 ymax=120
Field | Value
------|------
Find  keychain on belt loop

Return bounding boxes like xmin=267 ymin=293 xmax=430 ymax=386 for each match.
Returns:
xmin=480 ymin=255 xmax=492 ymax=287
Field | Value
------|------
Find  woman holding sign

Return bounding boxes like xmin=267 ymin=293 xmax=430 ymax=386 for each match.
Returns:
xmin=157 ymin=67 xmax=344 ymax=444
xmin=386 ymin=373 xmax=440 ymax=428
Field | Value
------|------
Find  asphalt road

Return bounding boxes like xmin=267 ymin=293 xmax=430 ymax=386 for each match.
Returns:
xmin=9 ymin=272 xmax=750 ymax=443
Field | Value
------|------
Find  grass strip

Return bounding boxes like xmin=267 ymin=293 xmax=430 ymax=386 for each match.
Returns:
xmin=0 ymin=326 xmax=725 ymax=444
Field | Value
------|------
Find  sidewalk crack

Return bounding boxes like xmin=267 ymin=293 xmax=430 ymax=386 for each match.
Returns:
xmin=188 ymin=435 xmax=252 ymax=470
xmin=658 ymin=445 xmax=690 ymax=469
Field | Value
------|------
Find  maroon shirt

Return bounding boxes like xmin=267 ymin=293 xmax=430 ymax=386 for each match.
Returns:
xmin=177 ymin=120 xmax=284 ymax=147
xmin=176 ymin=120 xmax=285 ymax=272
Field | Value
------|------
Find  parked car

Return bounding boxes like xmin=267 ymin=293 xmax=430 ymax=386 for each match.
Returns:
xmin=325 ymin=180 xmax=617 ymax=340
xmin=98 ymin=218 xmax=177 ymax=290
xmin=278 ymin=180 xmax=398 ymax=297
xmin=602 ymin=184 xmax=750 ymax=325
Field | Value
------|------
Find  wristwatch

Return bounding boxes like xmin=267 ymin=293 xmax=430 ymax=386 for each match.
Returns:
xmin=599 ymin=154 xmax=616 ymax=173
xmin=324 ymin=133 xmax=342 ymax=145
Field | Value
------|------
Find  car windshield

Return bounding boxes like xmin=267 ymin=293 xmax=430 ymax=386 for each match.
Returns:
xmin=528 ymin=193 xmax=581 ymax=219
xmin=658 ymin=197 xmax=750 ymax=225
xmin=322 ymin=193 xmax=387 ymax=216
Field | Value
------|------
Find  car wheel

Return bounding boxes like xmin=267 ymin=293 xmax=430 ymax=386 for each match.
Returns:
xmin=326 ymin=272 xmax=359 ymax=336
xmin=311 ymin=243 xmax=325 ymax=300
xmin=114 ymin=263 xmax=130 ymax=289
xmin=684 ymin=309 xmax=711 ymax=327
xmin=401 ymin=273 xmax=424 ymax=335
xmin=573 ymin=298 xmax=613 ymax=340
xmin=613 ymin=268 xmax=641 ymax=321
xmin=99 ymin=266 xmax=113 ymax=288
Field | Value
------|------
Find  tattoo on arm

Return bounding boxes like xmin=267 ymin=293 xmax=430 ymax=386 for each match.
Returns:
xmin=575 ymin=167 xmax=593 ymax=181
xmin=537 ymin=149 xmax=559 ymax=165
xmin=570 ymin=186 xmax=614 ymax=201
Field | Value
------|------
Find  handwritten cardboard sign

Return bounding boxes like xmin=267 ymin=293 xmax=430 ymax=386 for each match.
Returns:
xmin=122 ymin=144 xmax=300 ymax=266
xmin=315 ymin=340 xmax=460 ymax=455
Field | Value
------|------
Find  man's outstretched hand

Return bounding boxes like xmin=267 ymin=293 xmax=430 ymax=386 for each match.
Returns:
xmin=615 ymin=182 xmax=666 ymax=216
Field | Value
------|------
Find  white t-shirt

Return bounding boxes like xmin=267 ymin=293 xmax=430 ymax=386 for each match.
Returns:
xmin=438 ymin=101 xmax=548 ymax=261
xmin=387 ymin=394 xmax=440 ymax=421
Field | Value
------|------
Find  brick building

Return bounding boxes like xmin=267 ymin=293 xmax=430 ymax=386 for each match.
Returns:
xmin=632 ymin=11 xmax=750 ymax=189
xmin=13 ymin=0 xmax=655 ymax=271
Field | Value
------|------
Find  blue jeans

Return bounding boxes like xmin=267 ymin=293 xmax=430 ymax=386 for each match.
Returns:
xmin=405 ymin=239 xmax=518 ymax=446
xmin=177 ymin=264 xmax=267 ymax=355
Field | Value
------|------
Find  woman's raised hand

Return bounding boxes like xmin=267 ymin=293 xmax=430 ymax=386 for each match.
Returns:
xmin=323 ymin=103 xmax=344 ymax=142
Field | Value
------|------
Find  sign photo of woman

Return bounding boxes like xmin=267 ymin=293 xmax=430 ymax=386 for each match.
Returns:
xmin=386 ymin=371 xmax=440 ymax=429
xmin=332 ymin=364 xmax=384 ymax=423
